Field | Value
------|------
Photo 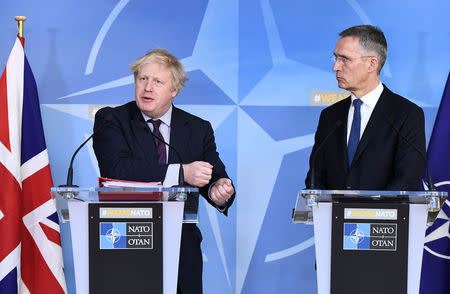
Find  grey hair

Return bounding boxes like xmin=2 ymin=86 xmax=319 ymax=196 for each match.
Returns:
xmin=339 ymin=25 xmax=387 ymax=74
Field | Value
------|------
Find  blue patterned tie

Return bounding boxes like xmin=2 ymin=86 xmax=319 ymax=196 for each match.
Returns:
xmin=348 ymin=99 xmax=363 ymax=166
xmin=148 ymin=119 xmax=167 ymax=164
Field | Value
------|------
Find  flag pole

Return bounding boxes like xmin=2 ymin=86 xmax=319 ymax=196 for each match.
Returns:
xmin=14 ymin=16 xmax=27 ymax=37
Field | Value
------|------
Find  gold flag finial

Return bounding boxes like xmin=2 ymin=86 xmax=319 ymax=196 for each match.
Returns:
xmin=14 ymin=16 xmax=27 ymax=37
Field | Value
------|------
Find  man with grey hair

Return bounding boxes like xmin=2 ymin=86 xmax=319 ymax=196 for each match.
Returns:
xmin=93 ymin=49 xmax=235 ymax=293
xmin=305 ymin=25 xmax=426 ymax=190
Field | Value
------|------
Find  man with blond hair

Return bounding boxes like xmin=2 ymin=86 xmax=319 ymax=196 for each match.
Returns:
xmin=93 ymin=49 xmax=235 ymax=293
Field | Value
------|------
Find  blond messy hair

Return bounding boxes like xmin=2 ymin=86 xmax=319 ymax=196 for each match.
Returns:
xmin=130 ymin=49 xmax=188 ymax=92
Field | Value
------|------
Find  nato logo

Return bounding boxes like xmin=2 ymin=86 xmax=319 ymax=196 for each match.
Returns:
xmin=100 ymin=222 xmax=153 ymax=249
xmin=424 ymin=200 xmax=450 ymax=259
xmin=344 ymin=223 xmax=371 ymax=250
xmin=100 ymin=222 xmax=127 ymax=249
xmin=343 ymin=223 xmax=397 ymax=251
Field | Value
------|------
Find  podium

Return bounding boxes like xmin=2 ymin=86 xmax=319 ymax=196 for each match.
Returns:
xmin=293 ymin=189 xmax=447 ymax=294
xmin=51 ymin=186 xmax=199 ymax=294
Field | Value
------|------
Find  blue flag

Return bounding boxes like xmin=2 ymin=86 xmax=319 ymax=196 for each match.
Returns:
xmin=419 ymin=72 xmax=450 ymax=294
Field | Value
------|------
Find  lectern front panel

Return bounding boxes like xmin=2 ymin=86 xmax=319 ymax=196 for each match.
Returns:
xmin=88 ymin=203 xmax=163 ymax=294
xmin=330 ymin=202 xmax=409 ymax=294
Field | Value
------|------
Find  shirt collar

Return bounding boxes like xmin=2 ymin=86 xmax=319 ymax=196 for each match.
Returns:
xmin=141 ymin=105 xmax=172 ymax=127
xmin=350 ymin=82 xmax=384 ymax=108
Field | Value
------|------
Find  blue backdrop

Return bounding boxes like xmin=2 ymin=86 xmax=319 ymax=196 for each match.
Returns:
xmin=1 ymin=1 xmax=449 ymax=293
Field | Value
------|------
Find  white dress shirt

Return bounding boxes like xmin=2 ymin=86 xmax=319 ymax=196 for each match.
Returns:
xmin=141 ymin=106 xmax=180 ymax=187
xmin=347 ymin=82 xmax=384 ymax=144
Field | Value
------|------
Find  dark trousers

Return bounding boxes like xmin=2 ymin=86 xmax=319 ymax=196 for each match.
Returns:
xmin=177 ymin=224 xmax=203 ymax=294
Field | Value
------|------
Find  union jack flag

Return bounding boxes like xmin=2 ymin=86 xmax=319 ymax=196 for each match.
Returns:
xmin=0 ymin=37 xmax=67 ymax=293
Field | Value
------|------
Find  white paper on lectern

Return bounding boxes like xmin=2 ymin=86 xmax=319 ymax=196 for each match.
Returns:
xmin=68 ymin=201 xmax=185 ymax=294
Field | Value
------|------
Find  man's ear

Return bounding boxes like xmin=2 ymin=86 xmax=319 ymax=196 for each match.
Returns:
xmin=171 ymin=88 xmax=179 ymax=98
xmin=368 ymin=56 xmax=379 ymax=73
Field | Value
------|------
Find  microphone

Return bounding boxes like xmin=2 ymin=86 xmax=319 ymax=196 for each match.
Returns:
xmin=382 ymin=115 xmax=435 ymax=190
xmin=309 ymin=120 xmax=343 ymax=189
xmin=139 ymin=122 xmax=186 ymax=187
xmin=59 ymin=114 xmax=113 ymax=189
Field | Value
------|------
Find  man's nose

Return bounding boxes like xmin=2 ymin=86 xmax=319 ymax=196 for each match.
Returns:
xmin=332 ymin=61 xmax=340 ymax=72
xmin=145 ymin=80 xmax=153 ymax=91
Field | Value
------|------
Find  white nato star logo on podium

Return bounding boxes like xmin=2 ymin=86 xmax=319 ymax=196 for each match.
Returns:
xmin=350 ymin=229 xmax=366 ymax=244
xmin=106 ymin=228 xmax=122 ymax=244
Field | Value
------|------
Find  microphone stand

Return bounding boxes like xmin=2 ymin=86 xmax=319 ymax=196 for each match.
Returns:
xmin=58 ymin=115 xmax=112 ymax=199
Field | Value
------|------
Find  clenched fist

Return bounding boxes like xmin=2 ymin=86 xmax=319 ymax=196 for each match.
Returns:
xmin=182 ymin=161 xmax=213 ymax=187
xmin=210 ymin=178 xmax=234 ymax=205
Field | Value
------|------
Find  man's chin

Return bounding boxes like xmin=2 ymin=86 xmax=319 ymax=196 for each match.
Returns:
xmin=337 ymin=81 xmax=348 ymax=90
xmin=137 ymin=104 xmax=155 ymax=116
xmin=137 ymin=100 xmax=154 ymax=109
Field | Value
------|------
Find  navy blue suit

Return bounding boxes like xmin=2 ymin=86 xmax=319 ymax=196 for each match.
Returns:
xmin=305 ymin=86 xmax=426 ymax=190
xmin=93 ymin=101 xmax=235 ymax=293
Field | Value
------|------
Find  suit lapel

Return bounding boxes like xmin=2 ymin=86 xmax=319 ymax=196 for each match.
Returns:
xmin=129 ymin=103 xmax=159 ymax=164
xmin=337 ymin=98 xmax=351 ymax=170
xmin=351 ymin=87 xmax=390 ymax=166
xmin=168 ymin=106 xmax=191 ymax=164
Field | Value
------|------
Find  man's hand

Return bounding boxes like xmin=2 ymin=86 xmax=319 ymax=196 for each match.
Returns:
xmin=182 ymin=161 xmax=213 ymax=187
xmin=210 ymin=178 xmax=234 ymax=205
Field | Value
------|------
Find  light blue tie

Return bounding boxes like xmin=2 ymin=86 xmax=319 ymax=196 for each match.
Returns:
xmin=348 ymin=99 xmax=363 ymax=166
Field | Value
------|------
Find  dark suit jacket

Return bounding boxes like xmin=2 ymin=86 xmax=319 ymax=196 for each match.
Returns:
xmin=305 ymin=86 xmax=426 ymax=191
xmin=93 ymin=101 xmax=235 ymax=293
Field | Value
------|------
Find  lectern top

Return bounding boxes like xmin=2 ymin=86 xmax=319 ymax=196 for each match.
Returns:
xmin=301 ymin=189 xmax=447 ymax=199
xmin=293 ymin=189 xmax=447 ymax=224
xmin=299 ymin=189 xmax=447 ymax=207
xmin=51 ymin=186 xmax=199 ymax=202
xmin=51 ymin=186 xmax=200 ymax=224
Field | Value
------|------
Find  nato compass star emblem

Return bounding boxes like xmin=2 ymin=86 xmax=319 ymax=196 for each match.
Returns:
xmin=106 ymin=228 xmax=122 ymax=245
xmin=47 ymin=0 xmax=396 ymax=293
xmin=424 ymin=199 xmax=450 ymax=259
xmin=350 ymin=228 xmax=366 ymax=244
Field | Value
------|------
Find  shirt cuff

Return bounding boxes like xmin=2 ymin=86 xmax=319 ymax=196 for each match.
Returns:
xmin=163 ymin=164 xmax=180 ymax=187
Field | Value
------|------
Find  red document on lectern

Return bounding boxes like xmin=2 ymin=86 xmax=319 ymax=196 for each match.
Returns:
xmin=98 ymin=177 xmax=163 ymax=201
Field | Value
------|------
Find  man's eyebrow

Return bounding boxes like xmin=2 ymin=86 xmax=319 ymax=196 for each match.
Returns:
xmin=334 ymin=53 xmax=349 ymax=58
